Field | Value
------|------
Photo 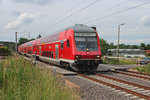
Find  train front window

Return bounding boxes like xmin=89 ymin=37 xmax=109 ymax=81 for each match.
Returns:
xmin=74 ymin=33 xmax=98 ymax=51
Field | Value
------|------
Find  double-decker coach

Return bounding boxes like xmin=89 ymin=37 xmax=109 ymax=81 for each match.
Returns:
xmin=18 ymin=24 xmax=103 ymax=71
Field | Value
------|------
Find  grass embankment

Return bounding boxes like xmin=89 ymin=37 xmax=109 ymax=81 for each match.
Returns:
xmin=103 ymin=58 xmax=136 ymax=65
xmin=0 ymin=56 xmax=79 ymax=100
xmin=136 ymin=64 xmax=150 ymax=74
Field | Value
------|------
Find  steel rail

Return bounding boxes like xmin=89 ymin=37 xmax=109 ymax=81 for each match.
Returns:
xmin=127 ymin=71 xmax=150 ymax=76
xmin=79 ymin=74 xmax=150 ymax=100
xmin=96 ymin=73 xmax=150 ymax=90
xmin=115 ymin=71 xmax=150 ymax=80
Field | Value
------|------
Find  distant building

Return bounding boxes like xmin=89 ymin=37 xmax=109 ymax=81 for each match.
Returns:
xmin=0 ymin=44 xmax=4 ymax=47
xmin=108 ymin=49 xmax=146 ymax=58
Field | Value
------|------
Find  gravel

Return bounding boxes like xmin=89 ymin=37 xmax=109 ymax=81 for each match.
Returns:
xmin=65 ymin=75 xmax=139 ymax=100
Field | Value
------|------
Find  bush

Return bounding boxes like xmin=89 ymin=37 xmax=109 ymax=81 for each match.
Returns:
xmin=103 ymin=58 xmax=136 ymax=65
xmin=142 ymin=64 xmax=150 ymax=73
xmin=0 ymin=47 xmax=12 ymax=56
xmin=0 ymin=56 xmax=79 ymax=100
xmin=136 ymin=64 xmax=150 ymax=74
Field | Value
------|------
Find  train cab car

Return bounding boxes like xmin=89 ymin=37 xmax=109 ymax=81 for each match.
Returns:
xmin=68 ymin=24 xmax=102 ymax=71
xmin=18 ymin=24 xmax=102 ymax=71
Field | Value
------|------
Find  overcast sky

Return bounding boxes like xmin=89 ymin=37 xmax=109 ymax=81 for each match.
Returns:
xmin=0 ymin=0 xmax=150 ymax=45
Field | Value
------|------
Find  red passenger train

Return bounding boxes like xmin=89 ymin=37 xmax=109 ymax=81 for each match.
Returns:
xmin=18 ymin=24 xmax=103 ymax=71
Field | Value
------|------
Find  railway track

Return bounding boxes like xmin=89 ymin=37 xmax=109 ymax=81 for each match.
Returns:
xmin=114 ymin=71 xmax=150 ymax=80
xmin=79 ymin=73 xmax=150 ymax=100
xmin=127 ymin=71 xmax=150 ymax=76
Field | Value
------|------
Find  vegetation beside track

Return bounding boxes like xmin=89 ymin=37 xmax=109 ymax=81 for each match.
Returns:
xmin=0 ymin=56 xmax=79 ymax=100
xmin=103 ymin=58 xmax=136 ymax=65
xmin=136 ymin=64 xmax=150 ymax=74
xmin=0 ymin=47 xmax=12 ymax=56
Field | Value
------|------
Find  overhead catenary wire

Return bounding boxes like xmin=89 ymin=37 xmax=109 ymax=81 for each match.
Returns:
xmin=70 ymin=0 xmax=85 ymax=11
xmin=83 ymin=0 xmax=130 ymax=21
xmin=38 ymin=0 xmax=85 ymax=33
xmin=41 ymin=0 xmax=101 ymax=32
xmin=85 ymin=1 xmax=150 ymax=24
xmin=31 ymin=0 xmax=150 ymax=39
xmin=38 ymin=0 xmax=129 ymax=34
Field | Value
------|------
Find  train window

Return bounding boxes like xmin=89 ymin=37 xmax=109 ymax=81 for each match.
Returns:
xmin=61 ymin=41 xmax=64 ymax=49
xmin=47 ymin=51 xmax=49 ymax=57
xmin=48 ymin=51 xmax=50 ymax=57
xmin=37 ymin=46 xmax=39 ymax=50
xmin=42 ymin=51 xmax=44 ymax=56
xmin=42 ymin=51 xmax=51 ymax=57
xmin=52 ymin=51 xmax=53 ymax=58
xmin=49 ymin=52 xmax=51 ymax=57
xmin=74 ymin=33 xmax=96 ymax=37
xmin=45 ymin=51 xmax=47 ymax=57
xmin=74 ymin=36 xmax=98 ymax=51
xmin=67 ymin=39 xmax=70 ymax=47
xmin=46 ymin=52 xmax=47 ymax=56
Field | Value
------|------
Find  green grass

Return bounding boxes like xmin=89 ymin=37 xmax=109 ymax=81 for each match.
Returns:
xmin=136 ymin=64 xmax=150 ymax=74
xmin=0 ymin=56 xmax=79 ymax=100
xmin=103 ymin=58 xmax=136 ymax=65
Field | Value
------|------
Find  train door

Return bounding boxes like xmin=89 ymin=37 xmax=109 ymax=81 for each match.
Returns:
xmin=55 ymin=44 xmax=59 ymax=59
xmin=39 ymin=46 xmax=41 ymax=56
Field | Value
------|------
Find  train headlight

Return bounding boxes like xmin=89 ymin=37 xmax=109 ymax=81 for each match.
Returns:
xmin=86 ymin=48 xmax=89 ymax=51
xmin=96 ymin=55 xmax=100 ymax=58
xmin=75 ymin=55 xmax=81 ymax=59
xmin=76 ymin=56 xmax=79 ymax=58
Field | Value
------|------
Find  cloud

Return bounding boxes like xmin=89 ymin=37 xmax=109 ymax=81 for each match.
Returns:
xmin=5 ymin=13 xmax=40 ymax=30
xmin=132 ymin=0 xmax=150 ymax=2
xmin=12 ymin=0 xmax=53 ymax=6
xmin=0 ymin=0 xmax=2 ymax=4
xmin=12 ymin=10 xmax=21 ymax=16
xmin=139 ymin=16 xmax=150 ymax=26
xmin=134 ymin=16 xmax=150 ymax=31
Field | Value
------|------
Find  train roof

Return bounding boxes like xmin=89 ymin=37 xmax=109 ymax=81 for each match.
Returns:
xmin=48 ymin=24 xmax=96 ymax=35
xmin=70 ymin=24 xmax=96 ymax=33
xmin=20 ymin=24 xmax=96 ymax=47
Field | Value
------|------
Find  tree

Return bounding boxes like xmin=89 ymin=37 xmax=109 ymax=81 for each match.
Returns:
xmin=18 ymin=37 xmax=29 ymax=45
xmin=109 ymin=43 xmax=114 ymax=49
xmin=145 ymin=44 xmax=150 ymax=50
xmin=140 ymin=43 xmax=146 ymax=50
xmin=0 ymin=41 xmax=15 ymax=50
xmin=128 ymin=45 xmax=138 ymax=49
xmin=29 ymin=38 xmax=35 ymax=41
xmin=119 ymin=44 xmax=126 ymax=49
xmin=99 ymin=38 xmax=109 ymax=55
